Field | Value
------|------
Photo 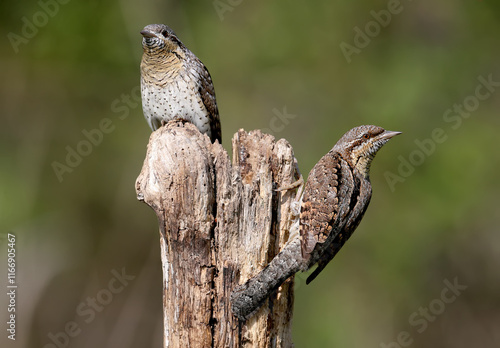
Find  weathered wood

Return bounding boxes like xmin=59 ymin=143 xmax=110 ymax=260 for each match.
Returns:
xmin=135 ymin=121 xmax=301 ymax=347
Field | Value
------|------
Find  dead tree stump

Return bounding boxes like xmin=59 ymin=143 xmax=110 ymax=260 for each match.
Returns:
xmin=135 ymin=121 xmax=301 ymax=348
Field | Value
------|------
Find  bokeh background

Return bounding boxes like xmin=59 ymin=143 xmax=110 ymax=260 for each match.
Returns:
xmin=1 ymin=1 xmax=499 ymax=347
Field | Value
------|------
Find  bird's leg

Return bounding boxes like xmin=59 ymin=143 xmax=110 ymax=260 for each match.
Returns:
xmin=162 ymin=118 xmax=191 ymax=128
xmin=277 ymin=157 xmax=304 ymax=218
xmin=275 ymin=157 xmax=304 ymax=244
xmin=276 ymin=157 xmax=304 ymax=193
xmin=275 ymin=176 xmax=304 ymax=192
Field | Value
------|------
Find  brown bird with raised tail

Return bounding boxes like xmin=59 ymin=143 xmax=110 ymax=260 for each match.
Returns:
xmin=140 ymin=24 xmax=221 ymax=143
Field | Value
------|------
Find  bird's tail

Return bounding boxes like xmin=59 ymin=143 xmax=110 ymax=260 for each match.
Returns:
xmin=230 ymin=237 xmax=304 ymax=321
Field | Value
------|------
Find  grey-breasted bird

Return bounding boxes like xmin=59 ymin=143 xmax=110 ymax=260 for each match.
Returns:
xmin=140 ymin=24 xmax=221 ymax=143
xmin=231 ymin=125 xmax=401 ymax=320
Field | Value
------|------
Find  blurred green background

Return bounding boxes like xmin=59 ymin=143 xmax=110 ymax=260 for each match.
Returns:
xmin=1 ymin=0 xmax=499 ymax=347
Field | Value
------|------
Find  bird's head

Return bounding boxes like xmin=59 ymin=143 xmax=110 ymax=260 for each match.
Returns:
xmin=335 ymin=125 xmax=401 ymax=178
xmin=140 ymin=24 xmax=182 ymax=54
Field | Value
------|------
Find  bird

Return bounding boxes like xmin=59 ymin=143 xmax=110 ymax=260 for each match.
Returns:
xmin=299 ymin=125 xmax=401 ymax=283
xmin=231 ymin=125 xmax=400 ymax=320
xmin=140 ymin=23 xmax=221 ymax=143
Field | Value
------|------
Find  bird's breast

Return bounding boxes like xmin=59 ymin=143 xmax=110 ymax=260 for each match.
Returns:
xmin=140 ymin=53 xmax=184 ymax=87
xmin=140 ymin=73 xmax=210 ymax=135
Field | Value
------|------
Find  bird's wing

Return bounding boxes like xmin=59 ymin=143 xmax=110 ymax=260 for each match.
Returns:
xmin=305 ymin=241 xmax=342 ymax=284
xmin=302 ymin=156 xmax=373 ymax=284
xmin=197 ymin=61 xmax=222 ymax=143
xmin=300 ymin=153 xmax=356 ymax=279
xmin=300 ymin=154 xmax=354 ymax=259
xmin=305 ymin=171 xmax=371 ymax=284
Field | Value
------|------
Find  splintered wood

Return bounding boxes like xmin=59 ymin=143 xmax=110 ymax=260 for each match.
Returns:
xmin=136 ymin=121 xmax=300 ymax=348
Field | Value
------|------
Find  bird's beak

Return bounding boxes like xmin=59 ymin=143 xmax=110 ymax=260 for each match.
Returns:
xmin=380 ymin=130 xmax=402 ymax=140
xmin=140 ymin=30 xmax=156 ymax=38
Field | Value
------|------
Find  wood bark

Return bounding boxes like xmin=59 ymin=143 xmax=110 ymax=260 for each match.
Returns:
xmin=135 ymin=121 xmax=301 ymax=348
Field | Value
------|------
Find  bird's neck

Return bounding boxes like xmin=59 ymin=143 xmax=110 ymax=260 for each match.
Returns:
xmin=353 ymin=155 xmax=373 ymax=179
xmin=337 ymin=148 xmax=373 ymax=180
xmin=140 ymin=49 xmax=184 ymax=84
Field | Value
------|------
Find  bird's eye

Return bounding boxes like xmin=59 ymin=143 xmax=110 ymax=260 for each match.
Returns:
xmin=363 ymin=133 xmax=370 ymax=140
xmin=161 ymin=30 xmax=168 ymax=37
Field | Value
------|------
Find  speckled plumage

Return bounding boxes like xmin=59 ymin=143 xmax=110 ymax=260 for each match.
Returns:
xmin=231 ymin=125 xmax=400 ymax=320
xmin=140 ymin=24 xmax=221 ymax=143
xmin=300 ymin=125 xmax=400 ymax=283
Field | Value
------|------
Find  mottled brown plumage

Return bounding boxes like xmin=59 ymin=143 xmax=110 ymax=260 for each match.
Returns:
xmin=231 ymin=125 xmax=400 ymax=320
xmin=140 ymin=24 xmax=221 ymax=143
xmin=300 ymin=125 xmax=400 ymax=283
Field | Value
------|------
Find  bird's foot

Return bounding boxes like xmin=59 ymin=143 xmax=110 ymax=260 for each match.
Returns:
xmin=276 ymin=176 xmax=304 ymax=192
